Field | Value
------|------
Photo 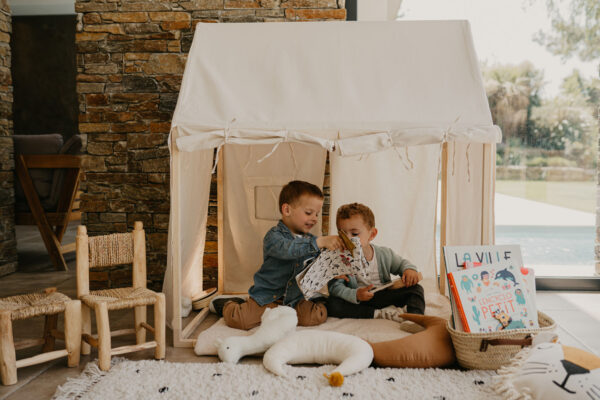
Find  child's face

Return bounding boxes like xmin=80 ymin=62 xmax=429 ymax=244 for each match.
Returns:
xmin=281 ymin=194 xmax=323 ymax=235
xmin=337 ymin=215 xmax=377 ymax=250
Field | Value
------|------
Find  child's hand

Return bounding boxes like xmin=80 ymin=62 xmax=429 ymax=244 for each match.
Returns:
xmin=316 ymin=235 xmax=344 ymax=251
xmin=356 ymin=285 xmax=374 ymax=302
xmin=333 ymin=275 xmax=350 ymax=282
xmin=402 ymin=269 xmax=421 ymax=287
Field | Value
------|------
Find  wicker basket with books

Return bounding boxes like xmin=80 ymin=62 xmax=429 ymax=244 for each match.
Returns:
xmin=447 ymin=310 xmax=556 ymax=370
xmin=442 ymin=244 xmax=557 ymax=370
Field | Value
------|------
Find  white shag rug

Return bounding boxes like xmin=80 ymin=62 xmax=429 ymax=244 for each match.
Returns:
xmin=53 ymin=358 xmax=501 ymax=400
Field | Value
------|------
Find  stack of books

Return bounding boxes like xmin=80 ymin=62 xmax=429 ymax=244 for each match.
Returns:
xmin=443 ymin=245 xmax=538 ymax=333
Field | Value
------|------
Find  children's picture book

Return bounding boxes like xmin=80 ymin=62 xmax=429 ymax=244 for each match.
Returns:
xmin=443 ymin=245 xmax=537 ymax=331
xmin=296 ymin=236 xmax=366 ymax=299
xmin=447 ymin=264 xmax=539 ymax=333
xmin=369 ymin=277 xmax=404 ymax=293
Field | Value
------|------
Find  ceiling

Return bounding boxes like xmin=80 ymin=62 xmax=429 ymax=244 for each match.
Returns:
xmin=8 ymin=0 xmax=74 ymax=16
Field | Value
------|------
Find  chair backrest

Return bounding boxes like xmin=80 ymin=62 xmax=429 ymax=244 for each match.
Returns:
xmin=14 ymin=134 xmax=82 ymax=212
xmin=76 ymin=221 xmax=147 ymax=298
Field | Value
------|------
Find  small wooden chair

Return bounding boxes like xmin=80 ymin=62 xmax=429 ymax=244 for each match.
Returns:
xmin=0 ymin=288 xmax=81 ymax=386
xmin=76 ymin=222 xmax=166 ymax=371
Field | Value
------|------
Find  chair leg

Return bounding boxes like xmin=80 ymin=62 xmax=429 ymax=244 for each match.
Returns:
xmin=95 ymin=302 xmax=111 ymax=371
xmin=81 ymin=304 xmax=91 ymax=355
xmin=64 ymin=300 xmax=81 ymax=368
xmin=15 ymin=155 xmax=67 ymax=271
xmin=42 ymin=314 xmax=58 ymax=352
xmin=134 ymin=306 xmax=147 ymax=345
xmin=154 ymin=293 xmax=166 ymax=360
xmin=0 ymin=311 xmax=17 ymax=386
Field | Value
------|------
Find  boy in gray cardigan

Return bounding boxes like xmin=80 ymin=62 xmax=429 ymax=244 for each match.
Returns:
xmin=326 ymin=203 xmax=425 ymax=321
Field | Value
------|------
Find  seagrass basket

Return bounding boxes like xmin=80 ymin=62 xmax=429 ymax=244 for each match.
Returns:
xmin=447 ymin=311 xmax=556 ymax=370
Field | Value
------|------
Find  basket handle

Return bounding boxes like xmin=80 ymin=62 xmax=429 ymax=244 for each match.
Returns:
xmin=479 ymin=335 xmax=532 ymax=352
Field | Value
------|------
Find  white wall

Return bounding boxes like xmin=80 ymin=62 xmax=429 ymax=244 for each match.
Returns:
xmin=357 ymin=0 xmax=402 ymax=21
xmin=8 ymin=0 xmax=74 ymax=16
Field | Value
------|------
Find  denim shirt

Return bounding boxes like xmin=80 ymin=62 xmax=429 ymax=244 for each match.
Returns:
xmin=248 ymin=220 xmax=320 ymax=307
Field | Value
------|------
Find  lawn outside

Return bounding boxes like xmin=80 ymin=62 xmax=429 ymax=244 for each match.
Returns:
xmin=495 ymin=180 xmax=596 ymax=214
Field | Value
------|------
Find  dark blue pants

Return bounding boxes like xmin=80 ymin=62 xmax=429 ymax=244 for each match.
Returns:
xmin=326 ymin=284 xmax=425 ymax=319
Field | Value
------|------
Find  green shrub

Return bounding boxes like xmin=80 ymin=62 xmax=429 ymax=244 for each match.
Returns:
xmin=496 ymin=153 xmax=503 ymax=165
xmin=526 ymin=156 xmax=575 ymax=167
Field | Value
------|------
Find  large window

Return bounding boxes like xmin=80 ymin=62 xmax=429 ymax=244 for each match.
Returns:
xmin=399 ymin=0 xmax=599 ymax=281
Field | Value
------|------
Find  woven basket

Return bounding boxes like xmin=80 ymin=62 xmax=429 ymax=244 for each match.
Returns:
xmin=447 ymin=311 xmax=556 ymax=370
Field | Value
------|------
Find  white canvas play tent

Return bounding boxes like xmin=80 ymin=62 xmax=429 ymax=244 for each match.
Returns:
xmin=164 ymin=21 xmax=501 ymax=347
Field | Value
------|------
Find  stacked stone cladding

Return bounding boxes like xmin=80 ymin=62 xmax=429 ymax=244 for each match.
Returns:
xmin=76 ymin=0 xmax=345 ymax=290
xmin=0 ymin=0 xmax=16 ymax=277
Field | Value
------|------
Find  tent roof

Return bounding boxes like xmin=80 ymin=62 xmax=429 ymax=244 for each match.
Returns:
xmin=172 ymin=21 xmax=501 ymax=155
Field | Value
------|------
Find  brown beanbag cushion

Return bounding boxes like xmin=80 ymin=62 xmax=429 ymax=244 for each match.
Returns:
xmin=369 ymin=313 xmax=456 ymax=368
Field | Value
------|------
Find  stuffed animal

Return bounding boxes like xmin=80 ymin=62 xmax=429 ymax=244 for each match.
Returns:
xmin=369 ymin=313 xmax=456 ymax=368
xmin=494 ymin=342 xmax=600 ymax=400
xmin=214 ymin=306 xmax=297 ymax=363
xmin=263 ymin=330 xmax=373 ymax=386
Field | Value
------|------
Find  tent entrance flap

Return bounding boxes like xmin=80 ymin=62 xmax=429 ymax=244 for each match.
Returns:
xmin=223 ymin=143 xmax=327 ymax=294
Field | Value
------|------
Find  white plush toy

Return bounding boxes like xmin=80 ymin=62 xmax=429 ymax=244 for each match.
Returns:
xmin=263 ymin=330 xmax=374 ymax=386
xmin=214 ymin=306 xmax=297 ymax=364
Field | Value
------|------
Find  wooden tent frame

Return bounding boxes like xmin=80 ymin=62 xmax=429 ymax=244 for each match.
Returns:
xmin=14 ymin=154 xmax=82 ymax=271
xmin=170 ymin=143 xmax=496 ymax=347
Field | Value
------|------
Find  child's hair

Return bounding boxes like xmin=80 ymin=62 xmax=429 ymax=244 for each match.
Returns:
xmin=336 ymin=203 xmax=375 ymax=229
xmin=278 ymin=180 xmax=324 ymax=211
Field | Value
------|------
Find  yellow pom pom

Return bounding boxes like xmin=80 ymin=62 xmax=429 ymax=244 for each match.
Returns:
xmin=324 ymin=371 xmax=344 ymax=387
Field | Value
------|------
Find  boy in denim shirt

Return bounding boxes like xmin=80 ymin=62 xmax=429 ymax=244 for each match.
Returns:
xmin=216 ymin=180 xmax=344 ymax=330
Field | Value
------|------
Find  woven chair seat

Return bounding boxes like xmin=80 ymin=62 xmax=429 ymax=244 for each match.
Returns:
xmin=0 ymin=291 xmax=71 ymax=320
xmin=81 ymin=287 xmax=158 ymax=311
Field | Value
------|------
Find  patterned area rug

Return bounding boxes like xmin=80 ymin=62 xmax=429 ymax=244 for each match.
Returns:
xmin=53 ymin=359 xmax=501 ymax=400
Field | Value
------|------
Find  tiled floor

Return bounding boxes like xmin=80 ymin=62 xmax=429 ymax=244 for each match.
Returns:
xmin=0 ymin=224 xmax=599 ymax=399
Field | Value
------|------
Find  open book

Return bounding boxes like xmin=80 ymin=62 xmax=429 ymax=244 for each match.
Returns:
xmin=295 ymin=233 xmax=366 ymax=299
xmin=296 ymin=232 xmax=411 ymax=298
xmin=369 ymin=277 xmax=404 ymax=293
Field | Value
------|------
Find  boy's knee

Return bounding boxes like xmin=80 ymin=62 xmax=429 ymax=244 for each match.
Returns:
xmin=412 ymin=283 xmax=425 ymax=296
xmin=223 ymin=299 xmax=267 ymax=330
xmin=296 ymin=300 xmax=327 ymax=326
xmin=222 ymin=301 xmax=248 ymax=330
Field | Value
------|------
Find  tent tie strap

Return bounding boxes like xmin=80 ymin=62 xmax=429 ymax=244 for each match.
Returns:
xmin=211 ymin=118 xmax=235 ymax=174
xmin=257 ymin=130 xmax=289 ymax=164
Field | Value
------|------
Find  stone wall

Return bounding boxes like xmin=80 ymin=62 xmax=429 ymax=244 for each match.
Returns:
xmin=0 ymin=0 xmax=16 ymax=277
xmin=76 ymin=0 xmax=346 ymax=290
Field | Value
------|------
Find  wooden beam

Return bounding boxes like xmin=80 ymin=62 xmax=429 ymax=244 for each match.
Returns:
xmin=110 ymin=328 xmax=136 ymax=338
xmin=181 ymin=308 xmax=209 ymax=340
xmin=50 ymin=329 xmax=65 ymax=341
xmin=481 ymin=143 xmax=496 ymax=245
xmin=217 ymin=147 xmax=224 ymax=293
xmin=54 ymin=167 xmax=81 ymax=242
xmin=439 ymin=142 xmax=449 ymax=296
xmin=64 ymin=300 xmax=81 ymax=368
xmin=15 ymin=350 xmax=68 ymax=369
xmin=95 ymin=302 xmax=111 ymax=371
xmin=14 ymin=338 xmax=45 ymax=351
xmin=171 ymin=134 xmax=183 ymax=348
xmin=21 ymin=154 xmax=81 ymax=169
xmin=139 ymin=322 xmax=155 ymax=334
xmin=110 ymin=341 xmax=156 ymax=356
xmin=82 ymin=333 xmax=98 ymax=348
xmin=0 ymin=312 xmax=16 ymax=385
xmin=60 ymin=242 xmax=76 ymax=254
xmin=15 ymin=155 xmax=67 ymax=270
